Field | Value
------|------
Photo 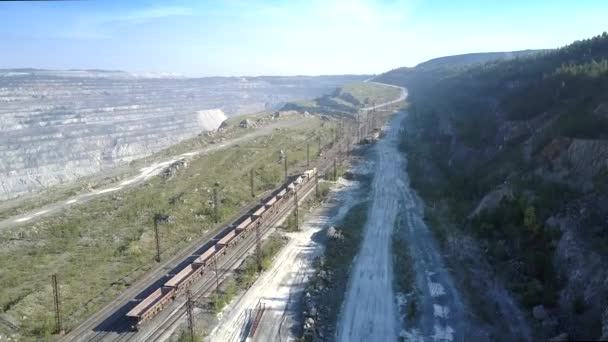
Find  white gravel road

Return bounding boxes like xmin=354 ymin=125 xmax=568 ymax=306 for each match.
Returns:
xmin=337 ymin=111 xmax=468 ymax=342
xmin=335 ymin=112 xmax=406 ymax=342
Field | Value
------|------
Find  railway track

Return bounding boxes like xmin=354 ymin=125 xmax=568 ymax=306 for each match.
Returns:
xmin=63 ymin=123 xmax=355 ymax=342
xmin=83 ymin=161 xmax=322 ymax=342
xmin=136 ymin=185 xmax=314 ymax=342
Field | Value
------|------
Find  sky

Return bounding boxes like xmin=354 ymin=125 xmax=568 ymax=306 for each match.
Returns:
xmin=0 ymin=0 xmax=606 ymax=77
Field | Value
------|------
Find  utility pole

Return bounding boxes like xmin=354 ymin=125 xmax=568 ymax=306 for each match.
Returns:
xmin=284 ymin=154 xmax=288 ymax=182
xmin=250 ymin=169 xmax=255 ymax=198
xmin=371 ymin=105 xmax=376 ymax=129
xmin=315 ymin=172 xmax=319 ymax=198
xmin=293 ymin=189 xmax=299 ymax=231
xmin=333 ymin=158 xmax=337 ymax=181
xmin=357 ymin=113 xmax=361 ymax=143
xmin=333 ymin=127 xmax=337 ymax=144
xmin=255 ymin=222 xmax=262 ymax=271
xmin=153 ymin=215 xmax=161 ymax=262
xmin=51 ymin=274 xmax=63 ymax=335
xmin=213 ymin=258 xmax=220 ymax=294
xmin=306 ymin=143 xmax=310 ymax=168
xmin=346 ymin=135 xmax=350 ymax=156
xmin=317 ymin=137 xmax=321 ymax=156
xmin=186 ymin=290 xmax=195 ymax=342
xmin=213 ymin=185 xmax=219 ymax=223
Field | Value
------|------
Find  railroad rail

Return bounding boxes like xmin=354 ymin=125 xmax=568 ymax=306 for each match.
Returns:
xmin=248 ymin=300 xmax=266 ymax=338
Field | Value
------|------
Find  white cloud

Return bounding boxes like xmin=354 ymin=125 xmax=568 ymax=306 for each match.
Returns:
xmin=114 ymin=6 xmax=193 ymax=25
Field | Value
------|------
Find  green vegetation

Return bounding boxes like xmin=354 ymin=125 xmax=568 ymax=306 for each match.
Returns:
xmin=386 ymin=32 xmax=608 ymax=323
xmin=392 ymin=214 xmax=418 ymax=323
xmin=470 ymin=196 xmax=562 ymax=308
xmin=284 ymin=81 xmax=403 ymax=116
xmin=0 ymin=116 xmax=337 ymax=338
xmin=339 ymin=82 xmax=401 ymax=107
xmin=176 ymin=330 xmax=204 ymax=342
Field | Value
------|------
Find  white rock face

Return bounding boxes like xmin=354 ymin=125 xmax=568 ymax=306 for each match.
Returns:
xmin=0 ymin=70 xmax=365 ymax=200
xmin=197 ymin=109 xmax=227 ymax=131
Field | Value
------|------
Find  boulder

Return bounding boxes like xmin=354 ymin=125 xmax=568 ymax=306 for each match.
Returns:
xmin=218 ymin=120 xmax=230 ymax=130
xmin=239 ymin=119 xmax=256 ymax=128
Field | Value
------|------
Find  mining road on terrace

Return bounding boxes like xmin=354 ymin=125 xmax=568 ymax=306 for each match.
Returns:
xmin=0 ymin=119 xmax=301 ymax=231
xmin=336 ymin=110 xmax=466 ymax=342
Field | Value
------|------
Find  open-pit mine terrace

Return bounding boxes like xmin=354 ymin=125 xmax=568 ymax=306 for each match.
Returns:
xmin=0 ymin=69 xmax=365 ymax=200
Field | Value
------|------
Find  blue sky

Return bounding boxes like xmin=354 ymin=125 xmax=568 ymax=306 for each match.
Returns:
xmin=0 ymin=0 xmax=606 ymax=76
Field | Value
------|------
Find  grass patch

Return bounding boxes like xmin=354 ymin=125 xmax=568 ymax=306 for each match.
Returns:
xmin=284 ymin=82 xmax=403 ymax=116
xmin=392 ymin=213 xmax=419 ymax=323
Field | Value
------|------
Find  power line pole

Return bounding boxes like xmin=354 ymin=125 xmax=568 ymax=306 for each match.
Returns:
xmin=284 ymin=154 xmax=288 ymax=182
xmin=250 ymin=169 xmax=255 ymax=198
xmin=213 ymin=258 xmax=220 ymax=295
xmin=293 ymin=189 xmax=299 ymax=231
xmin=357 ymin=113 xmax=361 ymax=143
xmin=213 ymin=186 xmax=219 ymax=223
xmin=153 ymin=216 xmax=161 ymax=263
xmin=186 ymin=290 xmax=195 ymax=342
xmin=333 ymin=127 xmax=337 ymax=144
xmin=51 ymin=274 xmax=63 ymax=335
xmin=333 ymin=158 xmax=337 ymax=181
xmin=315 ymin=171 xmax=319 ymax=198
xmin=255 ymin=222 xmax=262 ymax=272
xmin=306 ymin=143 xmax=310 ymax=168
xmin=317 ymin=137 xmax=321 ymax=156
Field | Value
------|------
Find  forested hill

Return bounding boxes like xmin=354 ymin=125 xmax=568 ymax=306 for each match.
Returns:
xmin=416 ymin=49 xmax=544 ymax=69
xmin=379 ymin=32 xmax=608 ymax=340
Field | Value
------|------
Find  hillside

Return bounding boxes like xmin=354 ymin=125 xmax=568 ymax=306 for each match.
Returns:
xmin=281 ymin=81 xmax=402 ymax=116
xmin=416 ymin=50 xmax=545 ymax=69
xmin=0 ymin=71 xmax=365 ymax=200
xmin=378 ymin=32 xmax=608 ymax=340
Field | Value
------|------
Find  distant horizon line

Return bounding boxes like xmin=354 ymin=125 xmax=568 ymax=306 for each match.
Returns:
xmin=0 ymin=67 xmax=377 ymax=79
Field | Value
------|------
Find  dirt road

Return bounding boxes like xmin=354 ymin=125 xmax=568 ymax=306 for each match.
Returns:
xmin=335 ymin=112 xmax=405 ymax=342
xmin=337 ymin=111 xmax=467 ymax=342
xmin=0 ymin=120 xmax=299 ymax=231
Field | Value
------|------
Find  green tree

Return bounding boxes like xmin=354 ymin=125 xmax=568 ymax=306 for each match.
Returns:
xmin=524 ymin=205 xmax=540 ymax=235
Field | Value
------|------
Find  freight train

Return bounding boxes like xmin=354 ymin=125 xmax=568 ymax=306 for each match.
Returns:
xmin=126 ymin=168 xmax=317 ymax=330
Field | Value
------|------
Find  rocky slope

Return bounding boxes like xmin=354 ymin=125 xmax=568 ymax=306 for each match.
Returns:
xmin=377 ymin=33 xmax=608 ymax=340
xmin=0 ymin=70 xmax=365 ymax=200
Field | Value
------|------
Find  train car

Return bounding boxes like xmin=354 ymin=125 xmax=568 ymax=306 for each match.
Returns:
xmin=252 ymin=204 xmax=266 ymax=218
xmin=303 ymin=168 xmax=317 ymax=179
xmin=217 ymin=229 xmax=238 ymax=247
xmin=236 ymin=216 xmax=252 ymax=230
xmin=165 ymin=263 xmax=204 ymax=295
xmin=264 ymin=196 xmax=277 ymax=207
xmin=194 ymin=244 xmax=222 ymax=266
xmin=127 ymin=286 xmax=176 ymax=329
xmin=276 ymin=188 xmax=287 ymax=198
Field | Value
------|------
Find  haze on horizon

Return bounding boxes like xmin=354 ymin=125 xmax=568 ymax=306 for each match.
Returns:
xmin=0 ymin=0 xmax=606 ymax=77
